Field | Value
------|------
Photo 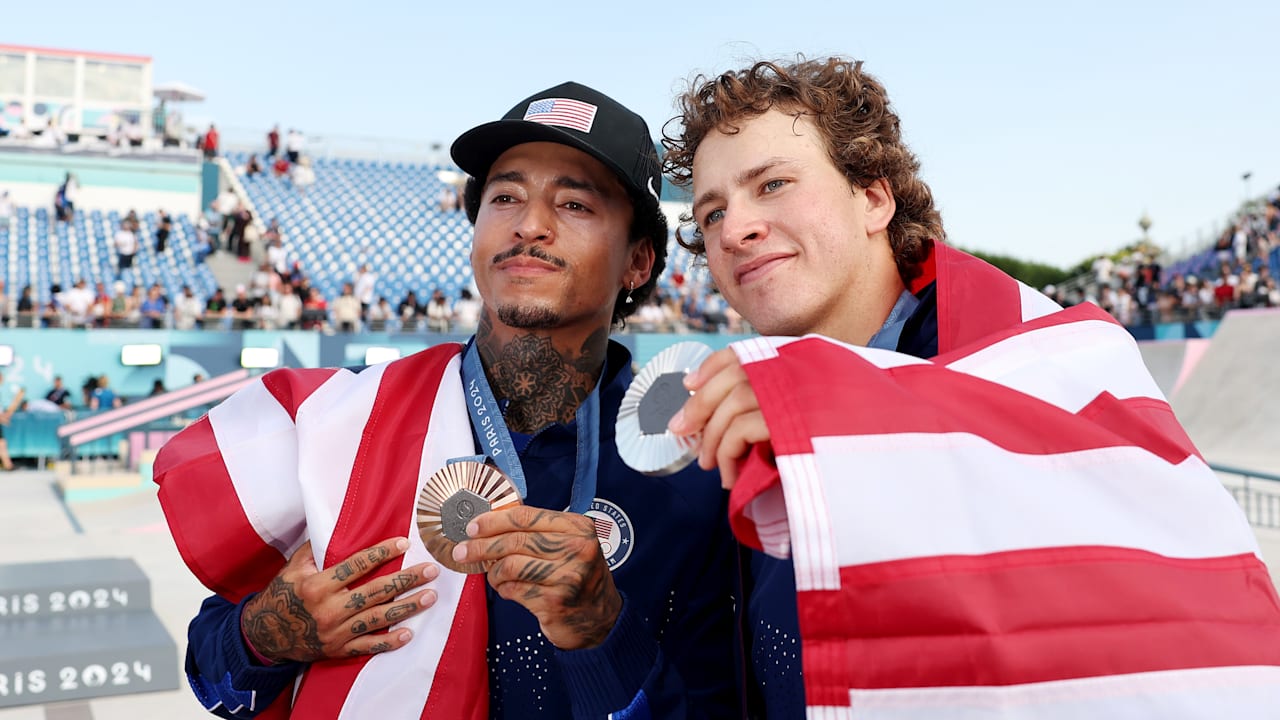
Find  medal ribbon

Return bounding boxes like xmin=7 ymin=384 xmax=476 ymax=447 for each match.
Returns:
xmin=459 ymin=339 xmax=600 ymax=514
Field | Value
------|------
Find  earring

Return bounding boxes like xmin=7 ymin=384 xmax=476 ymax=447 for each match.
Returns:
xmin=624 ymin=281 xmax=634 ymax=304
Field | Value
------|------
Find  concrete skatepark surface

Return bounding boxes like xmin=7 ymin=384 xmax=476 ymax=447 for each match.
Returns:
xmin=3 ymin=307 xmax=1278 ymax=718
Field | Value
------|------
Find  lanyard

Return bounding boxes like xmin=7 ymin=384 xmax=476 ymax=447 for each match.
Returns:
xmin=458 ymin=339 xmax=601 ymax=515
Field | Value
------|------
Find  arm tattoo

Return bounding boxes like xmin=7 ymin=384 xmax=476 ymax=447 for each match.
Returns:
xmin=243 ymin=575 xmax=324 ymax=662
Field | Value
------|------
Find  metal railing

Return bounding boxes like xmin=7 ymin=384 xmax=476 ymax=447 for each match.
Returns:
xmin=1212 ymin=462 xmax=1280 ymax=529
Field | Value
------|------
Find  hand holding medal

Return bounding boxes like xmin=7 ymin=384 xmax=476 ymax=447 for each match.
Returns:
xmin=416 ymin=460 xmax=522 ymax=574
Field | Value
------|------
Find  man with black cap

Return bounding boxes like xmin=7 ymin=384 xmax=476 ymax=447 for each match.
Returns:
xmin=160 ymin=82 xmax=740 ymax=719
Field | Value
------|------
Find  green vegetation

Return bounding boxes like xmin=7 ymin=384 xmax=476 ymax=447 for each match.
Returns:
xmin=961 ymin=248 xmax=1072 ymax=290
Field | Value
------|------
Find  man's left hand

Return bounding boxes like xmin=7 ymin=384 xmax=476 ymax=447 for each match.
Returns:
xmin=453 ymin=506 xmax=621 ymax=650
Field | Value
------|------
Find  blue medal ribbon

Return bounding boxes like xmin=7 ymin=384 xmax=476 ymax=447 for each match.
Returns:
xmin=458 ymin=339 xmax=601 ymax=514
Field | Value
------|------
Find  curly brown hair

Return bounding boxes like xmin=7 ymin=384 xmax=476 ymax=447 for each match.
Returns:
xmin=662 ymin=56 xmax=943 ymax=285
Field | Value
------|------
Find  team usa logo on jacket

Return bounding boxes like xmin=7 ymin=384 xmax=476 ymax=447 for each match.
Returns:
xmin=585 ymin=498 xmax=633 ymax=571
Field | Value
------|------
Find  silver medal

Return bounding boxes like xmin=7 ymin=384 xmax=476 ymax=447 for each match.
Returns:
xmin=616 ymin=341 xmax=713 ymax=476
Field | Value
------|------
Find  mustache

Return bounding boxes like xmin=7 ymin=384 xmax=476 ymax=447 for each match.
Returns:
xmin=491 ymin=244 xmax=567 ymax=268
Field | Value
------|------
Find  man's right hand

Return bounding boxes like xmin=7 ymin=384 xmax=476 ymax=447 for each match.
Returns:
xmin=240 ymin=537 xmax=440 ymax=663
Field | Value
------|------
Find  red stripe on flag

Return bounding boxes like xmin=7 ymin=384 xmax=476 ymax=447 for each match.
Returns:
xmin=290 ymin=347 xmax=486 ymax=718
xmin=933 ymin=243 xmax=1024 ymax=353
xmin=155 ymin=416 xmax=284 ymax=601
xmin=798 ymin=547 xmax=1280 ymax=703
xmin=740 ymin=337 xmax=1192 ymax=465
xmin=261 ymin=367 xmax=339 ymax=422
xmin=424 ymin=574 xmax=490 ymax=720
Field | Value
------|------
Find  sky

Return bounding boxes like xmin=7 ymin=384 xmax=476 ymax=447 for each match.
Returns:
xmin=6 ymin=0 xmax=1279 ymax=268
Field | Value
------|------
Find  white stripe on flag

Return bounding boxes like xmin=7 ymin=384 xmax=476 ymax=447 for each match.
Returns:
xmin=744 ymin=485 xmax=792 ymax=558
xmin=838 ymin=665 xmax=1280 ymax=719
xmin=207 ymin=379 xmax=306 ymax=556
xmin=343 ymin=354 xmax=474 ymax=719
xmin=808 ymin=433 xmax=1259 ymax=567
xmin=944 ymin=319 xmax=1162 ymax=411
xmin=778 ymin=453 xmax=840 ymax=591
xmin=296 ymin=366 xmax=384 ymax=571
xmin=1017 ymin=281 xmax=1062 ymax=322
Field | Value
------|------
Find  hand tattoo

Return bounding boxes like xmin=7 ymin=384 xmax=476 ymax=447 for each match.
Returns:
xmin=243 ymin=576 xmax=324 ymax=662
xmin=345 ymin=592 xmax=367 ymax=610
xmin=332 ymin=555 xmax=370 ymax=583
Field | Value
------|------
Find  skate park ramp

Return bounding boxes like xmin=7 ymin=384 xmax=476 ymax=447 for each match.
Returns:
xmin=1169 ymin=308 xmax=1280 ymax=472
xmin=1137 ymin=338 xmax=1210 ymax=399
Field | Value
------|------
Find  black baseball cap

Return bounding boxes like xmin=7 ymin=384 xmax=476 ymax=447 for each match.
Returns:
xmin=450 ymin=81 xmax=662 ymax=211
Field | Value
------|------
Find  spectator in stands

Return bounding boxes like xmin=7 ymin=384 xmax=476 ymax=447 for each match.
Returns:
xmin=1213 ymin=262 xmax=1238 ymax=313
xmin=154 ymin=210 xmax=172 ymax=253
xmin=332 ymin=282 xmax=361 ymax=333
xmin=103 ymin=281 xmax=127 ymax=326
xmin=230 ymin=202 xmax=254 ymax=261
xmin=249 ymin=261 xmax=275 ymax=301
xmin=425 ymin=288 xmax=452 ymax=333
xmin=354 ymin=264 xmax=377 ymax=319
xmin=290 ymin=156 xmax=316 ymax=195
xmin=124 ymin=286 xmax=145 ymax=326
xmin=59 ymin=278 xmax=94 ymax=328
xmin=89 ymin=375 xmax=122 ymax=411
xmin=45 ymin=376 xmax=72 ymax=410
xmin=245 ymin=154 xmax=263 ymax=178
xmin=149 ymin=379 xmax=167 ymax=397
xmin=276 ymin=281 xmax=302 ymax=330
xmin=0 ymin=190 xmax=12 ymax=229
xmin=257 ymin=293 xmax=280 ymax=330
xmin=173 ymin=285 xmax=202 ymax=330
xmin=193 ymin=217 xmax=216 ymax=263
xmin=203 ymin=123 xmax=219 ymax=159
xmin=114 ymin=220 xmax=138 ymax=279
xmin=285 ymin=128 xmax=304 ymax=163
xmin=140 ymin=285 xmax=168 ymax=329
xmin=272 ymin=154 xmax=291 ymax=178
xmin=203 ymin=287 xmax=229 ymax=329
xmin=0 ymin=374 xmax=24 ymax=471
xmin=367 ymin=296 xmax=394 ymax=331
xmin=231 ymin=285 xmax=255 ymax=330
xmin=211 ymin=187 xmax=239 ymax=250
xmin=0 ymin=279 xmax=11 ymax=327
xmin=43 ymin=284 xmax=65 ymax=328
xmin=301 ymin=286 xmax=328 ymax=330
xmin=452 ymin=288 xmax=481 ymax=331
xmin=397 ymin=289 xmax=423 ymax=329
xmin=16 ymin=285 xmax=35 ymax=327
xmin=55 ymin=172 xmax=78 ymax=223
xmin=266 ymin=125 xmax=280 ymax=159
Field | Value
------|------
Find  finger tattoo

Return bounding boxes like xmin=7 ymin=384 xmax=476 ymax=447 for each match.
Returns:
xmin=344 ymin=592 xmax=367 ymax=610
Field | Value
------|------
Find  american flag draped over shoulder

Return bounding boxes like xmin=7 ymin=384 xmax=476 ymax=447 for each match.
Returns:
xmin=728 ymin=242 xmax=1280 ymax=719
xmin=154 ymin=345 xmax=489 ymax=720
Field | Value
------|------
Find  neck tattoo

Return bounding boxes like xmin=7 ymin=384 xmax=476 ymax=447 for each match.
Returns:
xmin=476 ymin=314 xmax=608 ymax=433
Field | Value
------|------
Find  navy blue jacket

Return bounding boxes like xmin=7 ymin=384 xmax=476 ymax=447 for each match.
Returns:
xmin=743 ymin=283 xmax=938 ymax=718
xmin=184 ymin=340 xmax=742 ymax=719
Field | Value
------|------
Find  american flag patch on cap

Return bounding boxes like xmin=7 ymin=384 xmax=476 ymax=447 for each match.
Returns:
xmin=523 ymin=98 xmax=598 ymax=133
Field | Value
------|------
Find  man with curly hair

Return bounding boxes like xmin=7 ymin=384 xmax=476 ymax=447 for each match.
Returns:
xmin=665 ymin=57 xmax=1280 ymax=718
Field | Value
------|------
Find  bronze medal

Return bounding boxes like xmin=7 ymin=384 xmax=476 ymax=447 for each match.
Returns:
xmin=416 ymin=460 xmax=521 ymax=574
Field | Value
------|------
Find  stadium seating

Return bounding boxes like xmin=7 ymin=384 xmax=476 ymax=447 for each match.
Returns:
xmin=1 ymin=206 xmax=216 ymax=308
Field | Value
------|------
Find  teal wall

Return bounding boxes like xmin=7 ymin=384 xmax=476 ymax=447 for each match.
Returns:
xmin=0 ymin=151 xmax=201 ymax=194
xmin=0 ymin=328 xmax=756 ymax=407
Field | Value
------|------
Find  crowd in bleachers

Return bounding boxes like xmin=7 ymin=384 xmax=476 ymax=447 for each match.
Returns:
xmin=1048 ymin=189 xmax=1280 ymax=326
xmin=19 ymin=130 xmax=1273 ymax=334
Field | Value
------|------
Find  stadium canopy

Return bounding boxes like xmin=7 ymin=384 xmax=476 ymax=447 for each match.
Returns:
xmin=153 ymin=81 xmax=206 ymax=102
